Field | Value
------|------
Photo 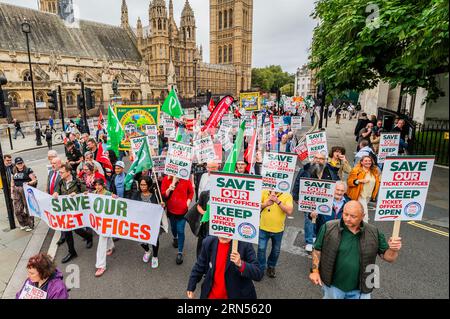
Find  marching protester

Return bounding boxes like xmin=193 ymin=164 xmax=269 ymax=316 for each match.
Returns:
xmin=77 ymin=151 xmax=104 ymax=176
xmin=353 ymin=113 xmax=370 ymax=142
xmin=393 ymin=119 xmax=409 ymax=154
xmin=258 ymin=190 xmax=293 ymax=278
xmin=293 ymin=151 xmax=340 ymax=252
xmin=193 ymin=189 xmax=211 ymax=258
xmin=161 ymin=175 xmax=194 ymax=265
xmin=65 ymin=141 xmax=83 ymax=173
xmin=16 ymin=253 xmax=68 ymax=299
xmin=80 ymin=133 xmax=90 ymax=155
xmin=357 ymin=122 xmax=374 ymax=147
xmin=187 ymin=236 xmax=263 ymax=299
xmin=276 ymin=133 xmax=292 ymax=153
xmin=308 ymin=181 xmax=350 ymax=236
xmin=3 ymin=154 xmax=14 ymax=185
xmin=78 ymin=162 xmax=105 ymax=193
xmin=327 ymin=147 xmax=352 ymax=180
xmin=93 ymin=178 xmax=116 ymax=277
xmin=370 ymin=120 xmax=384 ymax=154
xmin=68 ymin=133 xmax=81 ymax=150
xmin=11 ymin=157 xmax=37 ymax=232
xmin=347 ymin=155 xmax=381 ymax=223
xmin=198 ymin=161 xmax=220 ymax=196
xmin=309 ymin=201 xmax=402 ymax=299
xmin=353 ymin=139 xmax=377 ymax=166
xmin=53 ymin=163 xmax=93 ymax=263
xmin=235 ymin=159 xmax=248 ymax=174
xmin=132 ymin=176 xmax=165 ymax=269
xmin=86 ymin=138 xmax=99 ymax=160
xmin=109 ymin=161 xmax=132 ymax=199
xmin=46 ymin=157 xmax=64 ymax=245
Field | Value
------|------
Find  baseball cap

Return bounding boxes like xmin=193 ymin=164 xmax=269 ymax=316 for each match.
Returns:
xmin=115 ymin=161 xmax=125 ymax=168
xmin=15 ymin=157 xmax=24 ymax=164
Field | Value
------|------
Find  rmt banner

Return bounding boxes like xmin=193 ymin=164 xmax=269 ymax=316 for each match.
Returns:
xmin=298 ymin=178 xmax=336 ymax=215
xmin=23 ymin=185 xmax=163 ymax=245
xmin=305 ymin=131 xmax=328 ymax=162
xmin=375 ymin=156 xmax=435 ymax=221
xmin=164 ymin=141 xmax=193 ymax=180
xmin=262 ymin=152 xmax=297 ymax=192
xmin=209 ymin=172 xmax=262 ymax=244
xmin=377 ymin=133 xmax=400 ymax=164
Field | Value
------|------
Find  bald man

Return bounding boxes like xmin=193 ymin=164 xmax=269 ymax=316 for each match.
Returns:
xmin=309 ymin=200 xmax=402 ymax=299
xmin=47 ymin=157 xmax=65 ymax=246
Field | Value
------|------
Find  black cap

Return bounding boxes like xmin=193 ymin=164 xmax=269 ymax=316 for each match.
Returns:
xmin=15 ymin=157 xmax=24 ymax=164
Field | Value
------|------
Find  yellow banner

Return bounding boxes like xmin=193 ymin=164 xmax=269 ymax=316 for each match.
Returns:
xmin=240 ymin=92 xmax=260 ymax=111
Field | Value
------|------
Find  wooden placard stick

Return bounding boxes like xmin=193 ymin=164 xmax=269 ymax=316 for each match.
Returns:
xmin=232 ymin=239 xmax=239 ymax=253
xmin=392 ymin=220 xmax=401 ymax=239
xmin=152 ymin=170 xmax=164 ymax=205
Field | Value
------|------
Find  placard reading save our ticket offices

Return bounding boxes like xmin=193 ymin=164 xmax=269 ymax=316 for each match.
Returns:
xmin=375 ymin=156 xmax=435 ymax=221
xmin=194 ymin=136 xmax=216 ymax=164
xmin=291 ymin=116 xmax=302 ymax=131
xmin=164 ymin=141 xmax=193 ymax=180
xmin=209 ymin=172 xmax=262 ymax=244
xmin=305 ymin=131 xmax=328 ymax=162
xmin=144 ymin=125 xmax=158 ymax=149
xmin=377 ymin=133 xmax=400 ymax=164
xmin=262 ymin=152 xmax=297 ymax=193
xmin=298 ymin=178 xmax=336 ymax=215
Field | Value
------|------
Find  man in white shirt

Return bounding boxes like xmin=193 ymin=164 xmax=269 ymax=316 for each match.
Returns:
xmin=198 ymin=161 xmax=220 ymax=197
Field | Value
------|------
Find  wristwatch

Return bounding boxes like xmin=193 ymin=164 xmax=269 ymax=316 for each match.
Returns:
xmin=276 ymin=200 xmax=281 ymax=205
xmin=310 ymin=268 xmax=319 ymax=274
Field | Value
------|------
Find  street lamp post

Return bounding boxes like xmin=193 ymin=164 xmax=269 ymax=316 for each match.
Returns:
xmin=21 ymin=19 xmax=41 ymax=145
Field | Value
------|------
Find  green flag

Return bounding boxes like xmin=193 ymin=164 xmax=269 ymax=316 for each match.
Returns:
xmin=162 ymin=89 xmax=184 ymax=119
xmin=106 ymin=105 xmax=125 ymax=157
xmin=222 ymin=120 xmax=246 ymax=173
xmin=124 ymin=140 xmax=154 ymax=191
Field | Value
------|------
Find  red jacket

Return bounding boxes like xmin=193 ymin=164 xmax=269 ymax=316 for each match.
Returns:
xmin=161 ymin=176 xmax=194 ymax=216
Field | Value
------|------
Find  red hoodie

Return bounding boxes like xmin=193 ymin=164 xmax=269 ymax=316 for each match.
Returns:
xmin=161 ymin=176 xmax=194 ymax=216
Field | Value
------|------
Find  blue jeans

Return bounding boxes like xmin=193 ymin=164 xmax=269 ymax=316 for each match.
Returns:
xmin=322 ymin=285 xmax=371 ymax=299
xmin=304 ymin=212 xmax=315 ymax=245
xmin=257 ymin=229 xmax=284 ymax=272
xmin=168 ymin=214 xmax=186 ymax=254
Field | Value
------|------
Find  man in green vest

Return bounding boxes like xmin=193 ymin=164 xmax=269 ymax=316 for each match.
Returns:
xmin=309 ymin=200 xmax=402 ymax=299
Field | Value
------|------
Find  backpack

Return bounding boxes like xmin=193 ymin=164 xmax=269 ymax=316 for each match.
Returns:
xmin=45 ymin=131 xmax=52 ymax=140
xmin=368 ymin=150 xmax=378 ymax=167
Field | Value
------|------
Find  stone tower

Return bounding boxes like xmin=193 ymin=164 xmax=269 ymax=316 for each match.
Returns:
xmin=121 ymin=0 xmax=129 ymax=28
xmin=180 ymin=0 xmax=197 ymax=96
xmin=210 ymin=0 xmax=253 ymax=94
xmin=39 ymin=0 xmax=59 ymax=14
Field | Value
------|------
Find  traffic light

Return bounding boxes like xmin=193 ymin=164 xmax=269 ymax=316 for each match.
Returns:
xmin=47 ymin=90 xmax=58 ymax=111
xmin=77 ymin=94 xmax=84 ymax=110
xmin=85 ymin=88 xmax=95 ymax=110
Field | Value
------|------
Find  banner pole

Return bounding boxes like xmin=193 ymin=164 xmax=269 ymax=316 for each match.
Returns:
xmin=392 ymin=220 xmax=401 ymax=239
xmin=152 ymin=170 xmax=164 ymax=204
xmin=232 ymin=239 xmax=238 ymax=253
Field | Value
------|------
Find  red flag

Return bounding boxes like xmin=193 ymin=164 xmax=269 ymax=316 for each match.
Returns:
xmin=96 ymin=142 xmax=113 ymax=171
xmin=202 ymin=95 xmax=233 ymax=133
xmin=97 ymin=111 xmax=104 ymax=130
xmin=208 ymin=98 xmax=215 ymax=112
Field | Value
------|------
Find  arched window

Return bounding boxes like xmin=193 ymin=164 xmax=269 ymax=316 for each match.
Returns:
xmin=228 ymin=44 xmax=233 ymax=63
xmin=223 ymin=46 xmax=228 ymax=63
xmin=153 ymin=20 xmax=156 ymax=30
xmin=23 ymin=71 xmax=31 ymax=82
xmin=218 ymin=46 xmax=222 ymax=64
xmin=130 ymin=91 xmax=138 ymax=102
xmin=224 ymin=10 xmax=228 ymax=28
xmin=66 ymin=92 xmax=74 ymax=105
xmin=158 ymin=19 xmax=162 ymax=30
xmin=36 ymin=92 xmax=44 ymax=103
xmin=219 ymin=12 xmax=222 ymax=30
xmin=229 ymin=9 xmax=233 ymax=27
xmin=75 ymin=73 xmax=83 ymax=83
xmin=9 ymin=92 xmax=20 ymax=108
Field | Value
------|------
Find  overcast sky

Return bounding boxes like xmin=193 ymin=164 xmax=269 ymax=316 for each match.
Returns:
xmin=1 ymin=0 xmax=317 ymax=74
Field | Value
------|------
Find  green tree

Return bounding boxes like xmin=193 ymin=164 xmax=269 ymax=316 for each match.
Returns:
xmin=280 ymin=83 xmax=294 ymax=96
xmin=310 ymin=0 xmax=449 ymax=101
xmin=252 ymin=65 xmax=295 ymax=92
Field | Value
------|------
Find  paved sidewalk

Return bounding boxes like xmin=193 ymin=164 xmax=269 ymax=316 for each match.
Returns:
xmin=324 ymin=115 xmax=449 ymax=229
xmin=0 ymin=132 xmax=64 ymax=155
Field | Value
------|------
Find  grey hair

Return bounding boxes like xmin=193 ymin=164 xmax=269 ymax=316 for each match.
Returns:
xmin=47 ymin=150 xmax=58 ymax=157
xmin=335 ymin=180 xmax=348 ymax=192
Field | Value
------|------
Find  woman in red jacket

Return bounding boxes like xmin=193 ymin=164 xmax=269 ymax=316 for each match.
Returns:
xmin=161 ymin=175 xmax=194 ymax=265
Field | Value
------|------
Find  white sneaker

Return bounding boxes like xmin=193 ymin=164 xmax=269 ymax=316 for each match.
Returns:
xmin=20 ymin=226 xmax=26 ymax=230
xmin=142 ymin=252 xmax=151 ymax=263
xmin=305 ymin=244 xmax=313 ymax=252
xmin=24 ymin=227 xmax=33 ymax=232
xmin=151 ymin=257 xmax=159 ymax=269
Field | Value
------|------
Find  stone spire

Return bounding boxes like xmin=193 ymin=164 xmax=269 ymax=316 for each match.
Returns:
xmin=137 ymin=17 xmax=143 ymax=38
xmin=121 ymin=0 xmax=129 ymax=28
xmin=169 ymin=0 xmax=174 ymax=20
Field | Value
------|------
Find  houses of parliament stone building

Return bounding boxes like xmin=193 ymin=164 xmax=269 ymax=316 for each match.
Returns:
xmin=0 ymin=0 xmax=253 ymax=121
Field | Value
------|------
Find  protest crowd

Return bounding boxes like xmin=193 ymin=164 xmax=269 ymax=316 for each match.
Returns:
xmin=8 ymin=91 xmax=423 ymax=300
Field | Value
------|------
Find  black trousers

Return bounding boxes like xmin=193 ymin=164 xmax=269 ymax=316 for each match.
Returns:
xmin=196 ymin=222 xmax=209 ymax=259
xmin=65 ymin=228 xmax=93 ymax=255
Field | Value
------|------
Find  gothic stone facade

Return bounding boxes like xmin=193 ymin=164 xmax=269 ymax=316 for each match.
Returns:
xmin=0 ymin=0 xmax=253 ymax=123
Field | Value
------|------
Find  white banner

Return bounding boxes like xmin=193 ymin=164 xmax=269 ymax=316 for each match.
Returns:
xmin=245 ymin=119 xmax=256 ymax=137
xmin=144 ymin=125 xmax=158 ymax=149
xmin=209 ymin=172 xmax=262 ymax=244
xmin=262 ymin=152 xmax=297 ymax=192
xmin=298 ymin=178 xmax=336 ymax=215
xmin=163 ymin=118 xmax=176 ymax=139
xmin=291 ymin=116 xmax=303 ymax=131
xmin=152 ymin=156 xmax=166 ymax=174
xmin=164 ymin=141 xmax=193 ymax=180
xmin=24 ymin=185 xmax=163 ymax=245
xmin=377 ymin=133 xmax=400 ymax=164
xmin=375 ymin=156 xmax=435 ymax=221
xmin=306 ymin=131 xmax=328 ymax=161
